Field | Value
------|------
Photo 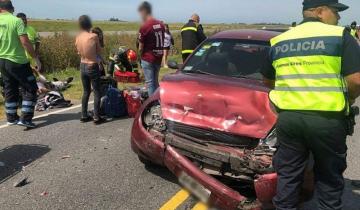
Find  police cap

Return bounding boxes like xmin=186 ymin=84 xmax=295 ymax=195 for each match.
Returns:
xmin=303 ymin=0 xmax=349 ymax=12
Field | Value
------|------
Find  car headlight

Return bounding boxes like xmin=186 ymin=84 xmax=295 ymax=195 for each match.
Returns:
xmin=143 ymin=103 xmax=167 ymax=132
xmin=260 ymin=129 xmax=277 ymax=151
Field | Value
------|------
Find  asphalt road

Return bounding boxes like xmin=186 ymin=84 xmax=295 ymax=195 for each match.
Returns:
xmin=0 ymin=103 xmax=360 ymax=210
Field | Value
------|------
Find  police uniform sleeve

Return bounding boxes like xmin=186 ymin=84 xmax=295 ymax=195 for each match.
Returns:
xmin=16 ymin=18 xmax=27 ymax=36
xmin=261 ymin=53 xmax=276 ymax=80
xmin=341 ymin=31 xmax=360 ymax=76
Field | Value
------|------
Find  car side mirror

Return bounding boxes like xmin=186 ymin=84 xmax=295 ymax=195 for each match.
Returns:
xmin=167 ymin=60 xmax=181 ymax=70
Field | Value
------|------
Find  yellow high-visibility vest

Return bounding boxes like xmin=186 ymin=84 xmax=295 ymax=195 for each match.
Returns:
xmin=269 ymin=21 xmax=346 ymax=112
xmin=351 ymin=29 xmax=357 ymax=38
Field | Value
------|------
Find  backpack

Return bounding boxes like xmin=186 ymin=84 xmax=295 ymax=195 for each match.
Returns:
xmin=100 ymin=76 xmax=118 ymax=97
xmin=103 ymin=87 xmax=127 ymax=118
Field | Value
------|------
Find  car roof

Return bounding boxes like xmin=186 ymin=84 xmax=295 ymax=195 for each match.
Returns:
xmin=210 ymin=29 xmax=281 ymax=42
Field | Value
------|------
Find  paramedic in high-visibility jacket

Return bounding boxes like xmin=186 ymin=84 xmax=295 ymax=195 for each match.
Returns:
xmin=181 ymin=14 xmax=206 ymax=62
xmin=261 ymin=0 xmax=360 ymax=209
xmin=0 ymin=0 xmax=41 ymax=128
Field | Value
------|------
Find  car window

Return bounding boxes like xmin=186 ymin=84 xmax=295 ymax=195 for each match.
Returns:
xmin=182 ymin=39 xmax=270 ymax=80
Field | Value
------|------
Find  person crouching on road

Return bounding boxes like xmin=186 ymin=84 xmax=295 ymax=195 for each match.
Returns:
xmin=75 ymin=15 xmax=104 ymax=124
xmin=0 ymin=0 xmax=41 ymax=128
xmin=137 ymin=1 xmax=165 ymax=96
xmin=262 ymin=0 xmax=360 ymax=209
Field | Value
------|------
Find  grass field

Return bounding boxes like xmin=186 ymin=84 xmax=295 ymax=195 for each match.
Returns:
xmin=29 ymin=19 xmax=286 ymax=32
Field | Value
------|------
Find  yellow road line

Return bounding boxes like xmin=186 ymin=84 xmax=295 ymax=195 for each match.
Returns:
xmin=192 ymin=202 xmax=208 ymax=210
xmin=159 ymin=189 xmax=190 ymax=210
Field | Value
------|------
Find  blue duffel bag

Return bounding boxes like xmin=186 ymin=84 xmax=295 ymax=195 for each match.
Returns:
xmin=102 ymin=86 xmax=127 ymax=118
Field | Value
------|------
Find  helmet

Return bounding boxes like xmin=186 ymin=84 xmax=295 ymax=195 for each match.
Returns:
xmin=127 ymin=49 xmax=138 ymax=64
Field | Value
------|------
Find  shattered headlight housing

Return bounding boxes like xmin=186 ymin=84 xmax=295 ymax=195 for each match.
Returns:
xmin=143 ymin=102 xmax=167 ymax=132
xmin=259 ymin=129 xmax=277 ymax=151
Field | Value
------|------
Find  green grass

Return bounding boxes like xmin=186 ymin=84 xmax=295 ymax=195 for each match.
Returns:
xmin=29 ymin=19 xmax=286 ymax=32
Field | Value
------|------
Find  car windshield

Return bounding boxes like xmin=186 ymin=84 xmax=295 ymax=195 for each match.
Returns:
xmin=182 ymin=39 xmax=270 ymax=80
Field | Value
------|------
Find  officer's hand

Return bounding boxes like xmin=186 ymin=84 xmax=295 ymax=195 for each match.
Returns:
xmin=35 ymin=57 xmax=42 ymax=72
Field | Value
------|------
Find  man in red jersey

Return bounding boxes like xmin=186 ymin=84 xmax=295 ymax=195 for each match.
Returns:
xmin=138 ymin=1 xmax=165 ymax=96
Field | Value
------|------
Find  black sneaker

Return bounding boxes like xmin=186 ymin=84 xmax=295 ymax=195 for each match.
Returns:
xmin=80 ymin=116 xmax=93 ymax=123
xmin=93 ymin=117 xmax=106 ymax=125
xmin=17 ymin=121 xmax=37 ymax=129
xmin=7 ymin=120 xmax=19 ymax=126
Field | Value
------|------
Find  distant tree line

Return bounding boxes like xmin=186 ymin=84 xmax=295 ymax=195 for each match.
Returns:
xmin=109 ymin=17 xmax=121 ymax=22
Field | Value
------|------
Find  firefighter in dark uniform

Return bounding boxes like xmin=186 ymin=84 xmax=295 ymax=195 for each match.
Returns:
xmin=350 ymin=21 xmax=359 ymax=39
xmin=0 ymin=0 xmax=41 ymax=128
xmin=262 ymin=0 xmax=360 ymax=209
xmin=181 ymin=14 xmax=207 ymax=62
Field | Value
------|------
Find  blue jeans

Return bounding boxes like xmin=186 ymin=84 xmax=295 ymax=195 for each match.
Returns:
xmin=80 ymin=63 xmax=101 ymax=119
xmin=141 ymin=60 xmax=161 ymax=96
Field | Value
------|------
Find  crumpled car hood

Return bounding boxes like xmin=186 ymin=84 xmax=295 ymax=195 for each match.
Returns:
xmin=159 ymin=73 xmax=277 ymax=139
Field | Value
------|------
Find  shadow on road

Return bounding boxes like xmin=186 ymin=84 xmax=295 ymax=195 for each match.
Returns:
xmin=303 ymin=179 xmax=360 ymax=210
xmin=145 ymin=165 xmax=178 ymax=185
xmin=33 ymin=112 xmax=130 ymax=129
xmin=0 ymin=144 xmax=50 ymax=184
xmin=33 ymin=112 xmax=81 ymax=129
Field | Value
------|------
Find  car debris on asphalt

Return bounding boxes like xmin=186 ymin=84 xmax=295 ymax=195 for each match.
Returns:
xmin=13 ymin=177 xmax=30 ymax=188
xmin=61 ymin=155 xmax=71 ymax=159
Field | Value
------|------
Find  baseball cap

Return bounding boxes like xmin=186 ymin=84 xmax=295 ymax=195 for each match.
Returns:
xmin=303 ymin=0 xmax=349 ymax=12
xmin=0 ymin=0 xmax=14 ymax=11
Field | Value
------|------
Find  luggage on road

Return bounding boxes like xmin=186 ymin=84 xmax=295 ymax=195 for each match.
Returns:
xmin=101 ymin=87 xmax=127 ymax=118
xmin=124 ymin=90 xmax=142 ymax=118
xmin=100 ymin=76 xmax=118 ymax=97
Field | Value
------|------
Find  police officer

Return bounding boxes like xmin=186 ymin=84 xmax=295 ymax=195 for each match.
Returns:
xmin=262 ymin=0 xmax=360 ymax=209
xmin=181 ymin=14 xmax=206 ymax=62
xmin=0 ymin=0 xmax=41 ymax=128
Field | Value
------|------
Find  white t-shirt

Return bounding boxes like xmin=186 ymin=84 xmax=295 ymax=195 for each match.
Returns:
xmin=163 ymin=32 xmax=172 ymax=48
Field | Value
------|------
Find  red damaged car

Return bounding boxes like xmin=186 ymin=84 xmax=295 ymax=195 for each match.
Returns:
xmin=131 ymin=29 xmax=313 ymax=210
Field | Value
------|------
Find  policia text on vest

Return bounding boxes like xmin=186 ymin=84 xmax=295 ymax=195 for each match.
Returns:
xmin=269 ymin=21 xmax=346 ymax=112
xmin=263 ymin=15 xmax=360 ymax=209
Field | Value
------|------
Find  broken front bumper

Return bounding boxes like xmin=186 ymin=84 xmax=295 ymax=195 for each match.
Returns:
xmin=131 ymin=116 xmax=277 ymax=210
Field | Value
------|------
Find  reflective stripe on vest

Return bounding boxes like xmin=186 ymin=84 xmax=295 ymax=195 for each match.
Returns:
xmin=351 ymin=29 xmax=357 ymax=37
xmin=181 ymin=49 xmax=194 ymax=54
xmin=269 ymin=21 xmax=346 ymax=112
xmin=181 ymin=27 xmax=197 ymax=32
